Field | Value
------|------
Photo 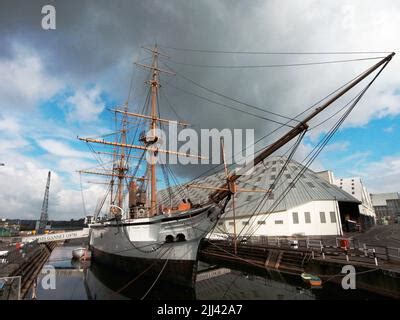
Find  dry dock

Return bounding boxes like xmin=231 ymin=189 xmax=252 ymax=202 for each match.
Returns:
xmin=199 ymin=238 xmax=400 ymax=299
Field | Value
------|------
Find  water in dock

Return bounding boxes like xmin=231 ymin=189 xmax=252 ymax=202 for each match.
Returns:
xmin=26 ymin=244 xmax=394 ymax=300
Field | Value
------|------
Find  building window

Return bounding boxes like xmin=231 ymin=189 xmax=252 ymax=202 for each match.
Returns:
xmin=271 ymin=167 xmax=276 ymax=172
xmin=292 ymin=212 xmax=299 ymax=224
xmin=218 ymin=222 xmax=223 ymax=226
xmin=246 ymin=195 xmax=253 ymax=202
xmin=274 ymin=220 xmax=283 ymax=224
xmin=242 ymin=221 xmax=249 ymax=225
xmin=268 ymin=193 xmax=274 ymax=200
xmin=330 ymin=212 xmax=337 ymax=223
xmin=271 ymin=175 xmax=276 ymax=180
xmin=285 ymin=174 xmax=291 ymax=179
xmin=320 ymin=212 xmax=326 ymax=223
xmin=272 ymin=161 xmax=276 ymax=165
xmin=257 ymin=221 xmax=266 ymax=225
xmin=306 ymin=182 xmax=315 ymax=188
xmin=228 ymin=222 xmax=235 ymax=226
xmin=305 ymin=212 xmax=311 ymax=223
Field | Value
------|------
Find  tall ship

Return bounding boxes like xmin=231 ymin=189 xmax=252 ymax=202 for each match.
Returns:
xmin=78 ymin=46 xmax=394 ymax=287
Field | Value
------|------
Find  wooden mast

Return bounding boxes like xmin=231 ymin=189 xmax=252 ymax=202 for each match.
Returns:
xmin=116 ymin=103 xmax=128 ymax=212
xmin=77 ymin=45 xmax=201 ymax=219
xmin=149 ymin=45 xmax=159 ymax=216
xmin=221 ymin=139 xmax=238 ymax=255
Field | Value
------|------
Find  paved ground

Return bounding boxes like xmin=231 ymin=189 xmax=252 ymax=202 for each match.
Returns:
xmin=349 ymin=224 xmax=400 ymax=248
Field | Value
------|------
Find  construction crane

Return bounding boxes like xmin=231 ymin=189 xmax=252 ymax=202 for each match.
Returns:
xmin=36 ymin=171 xmax=51 ymax=235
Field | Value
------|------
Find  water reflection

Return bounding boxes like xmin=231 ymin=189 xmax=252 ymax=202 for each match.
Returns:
xmin=84 ymin=262 xmax=195 ymax=300
xmin=30 ymin=245 xmax=395 ymax=300
xmin=82 ymin=261 xmax=313 ymax=300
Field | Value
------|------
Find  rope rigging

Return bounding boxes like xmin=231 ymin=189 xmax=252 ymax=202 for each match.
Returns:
xmin=175 ymin=57 xmax=389 ymax=187
xmin=79 ymin=45 xmax=392 ymax=227
xmin=163 ymin=81 xmax=296 ymax=127
xmin=162 ymin=61 xmax=301 ymax=124
xmin=157 ymin=45 xmax=392 ymax=55
xmin=161 ymin=56 xmax=385 ymax=69
xmin=73 ymin=45 xmax=395 ymax=302
xmin=235 ymin=59 xmax=390 ymax=239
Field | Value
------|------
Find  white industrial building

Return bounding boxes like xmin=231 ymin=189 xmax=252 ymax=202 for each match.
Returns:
xmin=370 ymin=192 xmax=400 ymax=223
xmin=159 ymin=156 xmax=362 ymax=237
xmin=317 ymin=171 xmax=376 ymax=229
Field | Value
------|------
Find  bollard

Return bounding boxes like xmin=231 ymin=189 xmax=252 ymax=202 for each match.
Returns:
xmin=31 ymin=279 xmax=37 ymax=300
xmin=373 ymin=248 xmax=378 ymax=266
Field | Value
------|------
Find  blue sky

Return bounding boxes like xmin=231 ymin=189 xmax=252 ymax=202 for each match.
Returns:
xmin=316 ymin=114 xmax=400 ymax=186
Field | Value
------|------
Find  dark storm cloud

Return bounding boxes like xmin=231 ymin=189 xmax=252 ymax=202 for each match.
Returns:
xmin=1 ymin=0 xmax=399 ymax=180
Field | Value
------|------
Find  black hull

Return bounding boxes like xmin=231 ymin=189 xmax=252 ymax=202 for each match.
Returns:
xmin=91 ymin=247 xmax=198 ymax=288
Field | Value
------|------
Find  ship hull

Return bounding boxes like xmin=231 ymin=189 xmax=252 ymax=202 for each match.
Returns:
xmin=88 ymin=205 xmax=220 ymax=288
xmin=91 ymin=246 xmax=197 ymax=288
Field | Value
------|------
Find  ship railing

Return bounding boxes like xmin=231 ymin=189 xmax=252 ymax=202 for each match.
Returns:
xmin=232 ymin=235 xmax=400 ymax=266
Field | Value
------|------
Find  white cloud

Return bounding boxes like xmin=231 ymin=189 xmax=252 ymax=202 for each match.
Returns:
xmin=0 ymin=44 xmax=61 ymax=111
xmin=0 ymin=115 xmax=30 ymax=153
xmin=0 ymin=44 xmax=108 ymax=220
xmin=36 ymin=139 xmax=91 ymax=159
xmin=349 ymin=155 xmax=400 ymax=193
xmin=64 ymin=86 xmax=106 ymax=122
xmin=320 ymin=141 xmax=350 ymax=153
xmin=0 ymin=158 xmax=104 ymax=220
xmin=0 ymin=116 xmax=21 ymax=134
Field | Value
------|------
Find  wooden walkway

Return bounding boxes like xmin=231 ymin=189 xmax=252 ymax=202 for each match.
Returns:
xmin=199 ymin=238 xmax=400 ymax=273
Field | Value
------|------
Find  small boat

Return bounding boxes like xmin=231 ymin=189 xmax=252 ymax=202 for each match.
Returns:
xmin=301 ymin=273 xmax=322 ymax=287
xmin=72 ymin=247 xmax=91 ymax=260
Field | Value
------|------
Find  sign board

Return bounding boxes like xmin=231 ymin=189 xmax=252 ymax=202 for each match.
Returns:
xmin=21 ymin=228 xmax=90 ymax=244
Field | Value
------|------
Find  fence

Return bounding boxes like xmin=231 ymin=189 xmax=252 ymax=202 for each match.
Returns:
xmin=223 ymin=234 xmax=400 ymax=267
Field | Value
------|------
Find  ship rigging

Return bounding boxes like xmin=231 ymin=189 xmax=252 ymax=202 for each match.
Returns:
xmin=76 ymin=45 xmax=394 ymax=287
